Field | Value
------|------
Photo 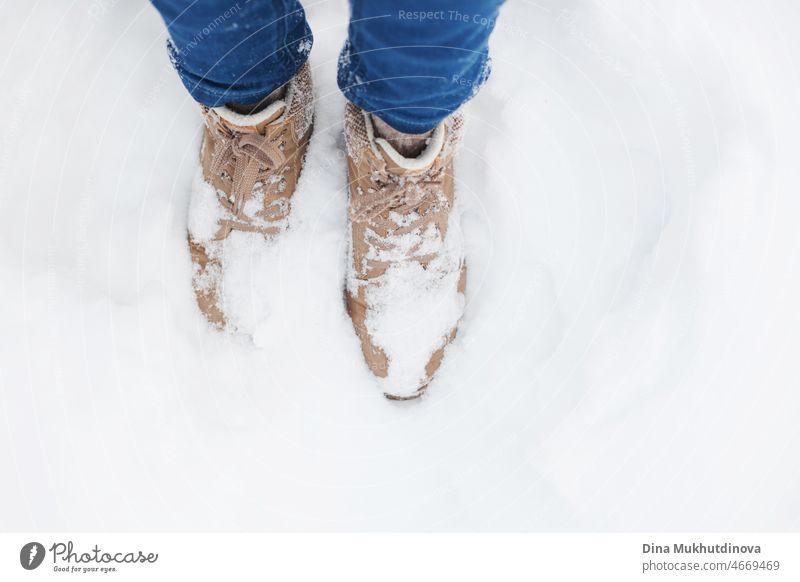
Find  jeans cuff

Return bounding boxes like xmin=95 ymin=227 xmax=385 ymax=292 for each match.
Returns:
xmin=168 ymin=30 xmax=312 ymax=108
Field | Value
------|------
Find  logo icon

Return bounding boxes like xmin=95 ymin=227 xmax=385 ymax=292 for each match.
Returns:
xmin=20 ymin=542 xmax=46 ymax=570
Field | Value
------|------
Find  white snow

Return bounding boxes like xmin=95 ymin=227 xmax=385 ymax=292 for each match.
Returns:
xmin=2 ymin=0 xmax=800 ymax=531
xmin=187 ymin=169 xmax=223 ymax=242
xmin=359 ymin=212 xmax=466 ymax=397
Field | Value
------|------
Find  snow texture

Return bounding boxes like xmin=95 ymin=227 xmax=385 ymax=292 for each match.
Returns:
xmin=187 ymin=169 xmax=223 ymax=242
xmin=358 ymin=210 xmax=465 ymax=396
xmin=2 ymin=0 xmax=800 ymax=531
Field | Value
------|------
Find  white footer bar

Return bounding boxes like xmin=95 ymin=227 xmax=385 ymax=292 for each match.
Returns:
xmin=1 ymin=533 xmax=797 ymax=581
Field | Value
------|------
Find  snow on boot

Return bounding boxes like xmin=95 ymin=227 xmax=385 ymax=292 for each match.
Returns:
xmin=344 ymin=104 xmax=466 ymax=400
xmin=187 ymin=63 xmax=314 ymax=328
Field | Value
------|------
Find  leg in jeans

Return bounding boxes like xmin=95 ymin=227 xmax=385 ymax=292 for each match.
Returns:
xmin=342 ymin=1 xmax=505 ymax=397
xmin=148 ymin=0 xmax=316 ymax=328
xmin=338 ymin=0 xmax=505 ymax=134
xmin=150 ymin=0 xmax=312 ymax=107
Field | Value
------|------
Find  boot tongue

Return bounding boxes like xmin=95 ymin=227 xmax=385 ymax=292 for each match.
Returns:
xmin=214 ymin=100 xmax=286 ymax=134
xmin=374 ymin=123 xmax=446 ymax=177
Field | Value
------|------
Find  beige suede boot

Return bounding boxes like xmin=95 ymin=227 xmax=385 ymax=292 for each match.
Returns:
xmin=188 ymin=63 xmax=313 ymax=328
xmin=344 ymin=104 xmax=466 ymax=400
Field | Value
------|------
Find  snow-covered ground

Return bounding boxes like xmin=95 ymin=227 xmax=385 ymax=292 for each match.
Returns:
xmin=2 ymin=0 xmax=799 ymax=531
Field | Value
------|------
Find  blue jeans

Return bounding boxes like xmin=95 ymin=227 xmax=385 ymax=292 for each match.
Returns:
xmin=151 ymin=0 xmax=504 ymax=133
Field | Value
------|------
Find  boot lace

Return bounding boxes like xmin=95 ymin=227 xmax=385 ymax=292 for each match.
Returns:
xmin=349 ymin=163 xmax=449 ymax=273
xmin=209 ymin=121 xmax=287 ymax=220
